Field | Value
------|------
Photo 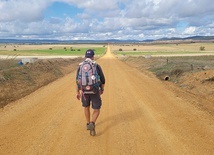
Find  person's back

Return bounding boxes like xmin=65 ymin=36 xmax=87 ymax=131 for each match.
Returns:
xmin=76 ymin=49 xmax=105 ymax=136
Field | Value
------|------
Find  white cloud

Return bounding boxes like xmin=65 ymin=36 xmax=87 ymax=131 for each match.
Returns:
xmin=183 ymin=27 xmax=196 ymax=35
xmin=0 ymin=0 xmax=50 ymax=22
xmin=138 ymin=33 xmax=145 ymax=38
xmin=0 ymin=0 xmax=213 ymax=40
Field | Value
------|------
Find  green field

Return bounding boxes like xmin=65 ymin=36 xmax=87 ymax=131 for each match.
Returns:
xmin=0 ymin=47 xmax=106 ymax=56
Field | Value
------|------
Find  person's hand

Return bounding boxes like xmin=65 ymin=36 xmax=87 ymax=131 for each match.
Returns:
xmin=100 ymin=89 xmax=104 ymax=95
xmin=76 ymin=92 xmax=81 ymax=100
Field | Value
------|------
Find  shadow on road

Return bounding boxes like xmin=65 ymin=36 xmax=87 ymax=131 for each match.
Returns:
xmin=96 ymin=108 xmax=143 ymax=136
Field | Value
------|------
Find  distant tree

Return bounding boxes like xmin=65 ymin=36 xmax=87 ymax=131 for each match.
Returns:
xmin=119 ymin=48 xmax=123 ymax=51
xmin=200 ymin=46 xmax=205 ymax=51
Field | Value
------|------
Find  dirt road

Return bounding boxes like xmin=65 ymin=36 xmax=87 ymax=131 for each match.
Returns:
xmin=0 ymin=46 xmax=213 ymax=155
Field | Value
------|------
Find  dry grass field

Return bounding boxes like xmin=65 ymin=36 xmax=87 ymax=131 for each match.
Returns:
xmin=111 ymin=42 xmax=214 ymax=56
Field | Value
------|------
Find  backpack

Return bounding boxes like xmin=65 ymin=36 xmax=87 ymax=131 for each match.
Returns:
xmin=77 ymin=59 xmax=100 ymax=94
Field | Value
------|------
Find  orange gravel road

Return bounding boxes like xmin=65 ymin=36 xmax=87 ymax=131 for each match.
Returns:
xmin=0 ymin=46 xmax=213 ymax=155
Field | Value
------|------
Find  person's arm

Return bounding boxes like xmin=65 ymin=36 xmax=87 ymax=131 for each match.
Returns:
xmin=97 ymin=64 xmax=105 ymax=93
xmin=76 ymin=67 xmax=81 ymax=100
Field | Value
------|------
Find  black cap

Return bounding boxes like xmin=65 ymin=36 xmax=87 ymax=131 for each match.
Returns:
xmin=85 ymin=49 xmax=95 ymax=58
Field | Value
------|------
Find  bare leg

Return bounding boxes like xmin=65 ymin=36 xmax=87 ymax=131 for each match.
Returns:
xmin=84 ymin=106 xmax=90 ymax=123
xmin=92 ymin=109 xmax=100 ymax=123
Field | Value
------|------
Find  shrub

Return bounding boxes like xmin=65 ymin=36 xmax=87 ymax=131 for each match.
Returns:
xmin=119 ymin=48 xmax=123 ymax=51
xmin=170 ymin=69 xmax=183 ymax=77
xmin=200 ymin=46 xmax=205 ymax=51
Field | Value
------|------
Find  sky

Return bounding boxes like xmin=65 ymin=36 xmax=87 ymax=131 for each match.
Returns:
xmin=0 ymin=0 xmax=214 ymax=40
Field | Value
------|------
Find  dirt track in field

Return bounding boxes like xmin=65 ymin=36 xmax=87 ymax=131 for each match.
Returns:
xmin=0 ymin=46 xmax=213 ymax=155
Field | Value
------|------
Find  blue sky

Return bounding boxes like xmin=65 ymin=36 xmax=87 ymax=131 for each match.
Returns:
xmin=45 ymin=2 xmax=83 ymax=21
xmin=0 ymin=0 xmax=214 ymax=40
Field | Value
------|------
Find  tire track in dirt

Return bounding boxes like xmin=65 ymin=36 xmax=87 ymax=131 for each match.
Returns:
xmin=0 ymin=45 xmax=213 ymax=154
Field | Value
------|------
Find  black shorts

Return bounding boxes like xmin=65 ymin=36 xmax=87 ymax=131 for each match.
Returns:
xmin=81 ymin=92 xmax=102 ymax=109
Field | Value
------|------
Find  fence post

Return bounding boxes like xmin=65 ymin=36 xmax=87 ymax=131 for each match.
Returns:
xmin=191 ymin=64 xmax=193 ymax=71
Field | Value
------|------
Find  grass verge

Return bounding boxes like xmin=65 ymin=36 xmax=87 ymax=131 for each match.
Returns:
xmin=121 ymin=55 xmax=214 ymax=82
xmin=0 ymin=57 xmax=84 ymax=108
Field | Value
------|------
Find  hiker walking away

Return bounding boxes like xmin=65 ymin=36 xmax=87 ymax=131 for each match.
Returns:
xmin=76 ymin=49 xmax=105 ymax=136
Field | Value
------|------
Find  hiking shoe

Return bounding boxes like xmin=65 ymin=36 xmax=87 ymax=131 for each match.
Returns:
xmin=86 ymin=123 xmax=90 ymax=130
xmin=88 ymin=122 xmax=96 ymax=136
